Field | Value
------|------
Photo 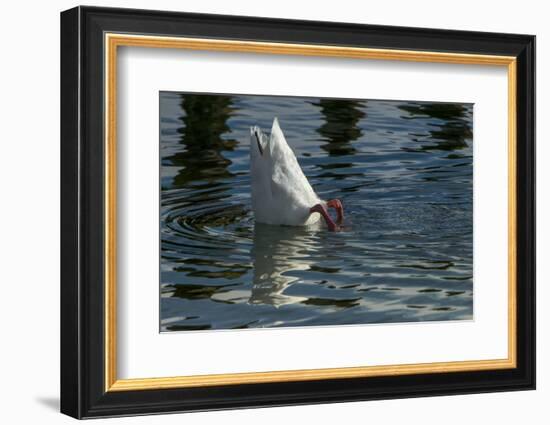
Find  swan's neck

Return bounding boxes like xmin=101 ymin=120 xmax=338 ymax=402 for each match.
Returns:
xmin=309 ymin=203 xmax=338 ymax=231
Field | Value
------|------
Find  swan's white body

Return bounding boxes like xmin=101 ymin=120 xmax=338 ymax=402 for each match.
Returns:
xmin=250 ymin=118 xmax=322 ymax=226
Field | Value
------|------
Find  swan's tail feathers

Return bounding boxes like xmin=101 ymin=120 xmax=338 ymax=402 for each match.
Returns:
xmin=250 ymin=125 xmax=267 ymax=157
xmin=270 ymin=117 xmax=290 ymax=150
xmin=271 ymin=117 xmax=281 ymax=136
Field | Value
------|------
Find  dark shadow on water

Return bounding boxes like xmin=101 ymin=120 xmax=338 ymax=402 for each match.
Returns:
xmin=166 ymin=93 xmax=236 ymax=188
xmin=399 ymin=102 xmax=473 ymax=152
xmin=313 ymin=99 xmax=365 ymax=158
xmin=35 ymin=396 xmax=59 ymax=411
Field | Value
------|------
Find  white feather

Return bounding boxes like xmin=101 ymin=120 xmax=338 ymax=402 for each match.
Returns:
xmin=250 ymin=118 xmax=321 ymax=226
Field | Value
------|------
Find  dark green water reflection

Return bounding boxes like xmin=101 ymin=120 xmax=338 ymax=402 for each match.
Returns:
xmin=160 ymin=92 xmax=473 ymax=331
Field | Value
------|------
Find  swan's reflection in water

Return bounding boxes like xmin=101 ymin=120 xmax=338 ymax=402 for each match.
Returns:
xmin=249 ymin=223 xmax=321 ymax=307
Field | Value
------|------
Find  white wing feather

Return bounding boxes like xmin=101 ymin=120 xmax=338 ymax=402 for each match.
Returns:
xmin=250 ymin=118 xmax=321 ymax=226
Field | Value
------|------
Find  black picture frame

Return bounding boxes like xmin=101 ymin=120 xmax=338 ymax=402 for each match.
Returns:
xmin=61 ymin=5 xmax=535 ymax=419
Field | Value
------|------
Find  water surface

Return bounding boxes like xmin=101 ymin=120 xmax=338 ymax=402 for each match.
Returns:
xmin=160 ymin=92 xmax=473 ymax=331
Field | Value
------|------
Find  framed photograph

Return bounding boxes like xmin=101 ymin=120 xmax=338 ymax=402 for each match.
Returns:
xmin=60 ymin=6 xmax=535 ymax=419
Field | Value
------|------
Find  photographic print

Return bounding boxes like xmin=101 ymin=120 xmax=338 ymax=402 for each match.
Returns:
xmin=61 ymin=8 xmax=535 ymax=417
xmin=160 ymin=92 xmax=473 ymax=332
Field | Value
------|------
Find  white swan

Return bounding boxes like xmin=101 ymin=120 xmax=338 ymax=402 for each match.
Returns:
xmin=250 ymin=117 xmax=343 ymax=231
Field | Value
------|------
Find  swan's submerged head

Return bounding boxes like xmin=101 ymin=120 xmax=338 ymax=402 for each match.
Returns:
xmin=250 ymin=126 xmax=268 ymax=157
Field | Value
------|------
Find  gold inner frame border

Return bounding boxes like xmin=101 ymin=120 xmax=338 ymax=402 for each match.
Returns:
xmin=104 ymin=33 xmax=517 ymax=392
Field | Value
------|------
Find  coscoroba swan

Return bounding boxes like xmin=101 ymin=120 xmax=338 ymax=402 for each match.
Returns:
xmin=250 ymin=118 xmax=343 ymax=231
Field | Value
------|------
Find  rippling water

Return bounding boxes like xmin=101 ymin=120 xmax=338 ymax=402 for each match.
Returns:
xmin=160 ymin=92 xmax=473 ymax=331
